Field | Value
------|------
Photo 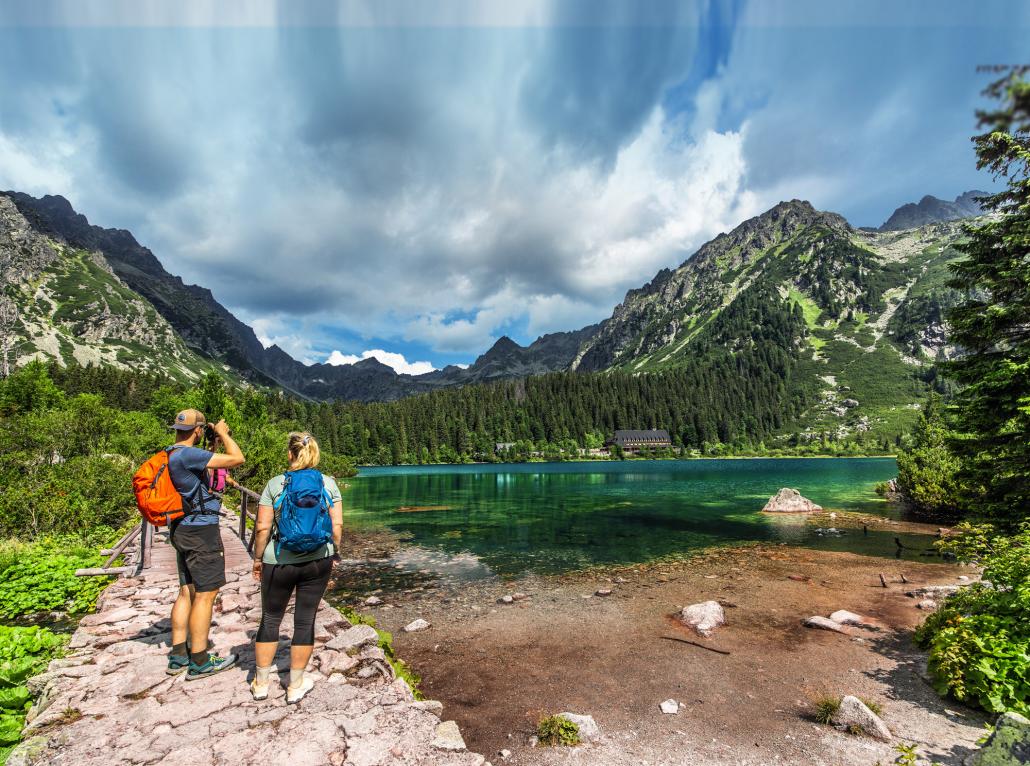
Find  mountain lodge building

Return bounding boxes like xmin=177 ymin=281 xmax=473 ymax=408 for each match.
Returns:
xmin=606 ymin=429 xmax=672 ymax=453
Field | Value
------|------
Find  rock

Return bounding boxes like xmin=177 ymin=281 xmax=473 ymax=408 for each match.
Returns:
xmin=829 ymin=610 xmax=867 ymax=626
xmin=595 ymin=589 xmax=612 ymax=597
xmin=843 ymin=398 xmax=859 ymax=408
xmin=803 ymin=616 xmax=848 ymax=634
xmin=364 ymin=596 xmax=383 ymax=606
xmin=403 ymin=619 xmax=431 ymax=633
xmin=965 ymin=711 xmax=1030 ymax=765
xmin=325 ymin=624 xmax=379 ymax=653
xmin=498 ymin=595 xmax=514 ymax=604
xmin=762 ymin=488 xmax=822 ymax=513
xmin=511 ymin=593 xmax=529 ymax=601
xmin=917 ymin=599 xmax=939 ymax=611
xmin=831 ymin=695 xmax=891 ymax=741
xmin=678 ymin=601 xmax=725 ymax=637
xmin=432 ymin=720 xmax=467 ymax=751
xmin=906 ymin=585 xmax=960 ymax=598
xmin=559 ymin=713 xmax=601 ymax=742
xmin=217 ymin=593 xmax=248 ymax=613
xmin=499 ymin=748 xmax=512 ymax=760
xmin=958 ymin=575 xmax=970 ymax=581
xmin=5 ymin=735 xmax=50 ymax=766
xmin=659 ymin=699 xmax=680 ymax=715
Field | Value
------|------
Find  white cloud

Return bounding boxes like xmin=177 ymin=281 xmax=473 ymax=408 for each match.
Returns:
xmin=325 ymin=348 xmax=436 ymax=376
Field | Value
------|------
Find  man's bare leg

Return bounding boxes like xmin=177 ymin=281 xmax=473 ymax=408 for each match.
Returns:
xmin=188 ymin=589 xmax=219 ymax=660
xmin=170 ymin=584 xmax=194 ymax=651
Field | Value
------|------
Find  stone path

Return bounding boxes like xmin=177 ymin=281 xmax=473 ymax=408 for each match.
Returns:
xmin=9 ymin=563 xmax=487 ymax=766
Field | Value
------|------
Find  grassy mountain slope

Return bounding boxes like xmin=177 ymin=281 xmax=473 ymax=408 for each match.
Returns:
xmin=0 ymin=196 xmax=219 ymax=382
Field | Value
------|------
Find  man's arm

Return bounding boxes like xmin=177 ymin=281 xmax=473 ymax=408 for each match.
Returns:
xmin=206 ymin=420 xmax=245 ymax=469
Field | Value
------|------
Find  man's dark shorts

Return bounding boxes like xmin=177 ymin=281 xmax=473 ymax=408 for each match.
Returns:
xmin=169 ymin=521 xmax=226 ymax=592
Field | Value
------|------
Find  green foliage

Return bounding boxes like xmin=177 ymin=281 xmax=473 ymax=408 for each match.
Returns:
xmin=915 ymin=523 xmax=1030 ymax=716
xmin=0 ymin=362 xmax=63 ymax=416
xmin=537 ymin=715 xmax=581 ymax=747
xmin=895 ymin=394 xmax=964 ymax=517
xmin=0 ymin=540 xmax=110 ymax=618
xmin=889 ymin=742 xmax=942 ymax=766
xmin=0 ymin=625 xmax=67 ymax=747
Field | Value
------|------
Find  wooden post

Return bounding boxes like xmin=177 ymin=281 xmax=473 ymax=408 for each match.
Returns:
xmin=239 ymin=492 xmax=248 ymax=547
xmin=879 ymin=573 xmax=888 ymax=588
xmin=141 ymin=522 xmax=153 ymax=572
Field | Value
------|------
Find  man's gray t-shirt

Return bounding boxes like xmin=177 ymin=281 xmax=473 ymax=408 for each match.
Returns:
xmin=259 ymin=472 xmax=341 ymax=565
xmin=168 ymin=445 xmax=222 ymax=526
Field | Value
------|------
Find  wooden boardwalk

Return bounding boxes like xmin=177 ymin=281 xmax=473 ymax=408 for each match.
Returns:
xmin=149 ymin=513 xmax=254 ymax=577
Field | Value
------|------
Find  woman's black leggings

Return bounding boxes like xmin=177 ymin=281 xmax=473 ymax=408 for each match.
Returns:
xmin=256 ymin=557 xmax=333 ymax=646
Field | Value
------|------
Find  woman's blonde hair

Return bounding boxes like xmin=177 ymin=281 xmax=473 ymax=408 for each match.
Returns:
xmin=288 ymin=431 xmax=320 ymax=470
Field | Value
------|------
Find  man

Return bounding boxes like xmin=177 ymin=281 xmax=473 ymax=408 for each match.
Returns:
xmin=165 ymin=409 xmax=245 ymax=680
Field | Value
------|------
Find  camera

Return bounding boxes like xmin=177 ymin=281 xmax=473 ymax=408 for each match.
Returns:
xmin=204 ymin=424 xmax=217 ymax=442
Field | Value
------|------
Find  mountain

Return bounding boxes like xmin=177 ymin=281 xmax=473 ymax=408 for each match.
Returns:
xmin=0 ymin=196 xmax=218 ymax=381
xmin=570 ymin=199 xmax=967 ymax=443
xmin=878 ymin=190 xmax=987 ymax=231
xmin=0 ymin=191 xmax=596 ymax=400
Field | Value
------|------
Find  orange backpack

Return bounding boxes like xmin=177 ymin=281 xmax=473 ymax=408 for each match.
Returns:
xmin=133 ymin=448 xmax=185 ymax=526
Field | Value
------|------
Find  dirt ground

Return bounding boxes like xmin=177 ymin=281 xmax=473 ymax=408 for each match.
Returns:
xmin=360 ymin=543 xmax=987 ymax=766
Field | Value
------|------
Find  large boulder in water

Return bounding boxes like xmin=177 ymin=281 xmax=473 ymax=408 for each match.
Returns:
xmin=763 ymin=488 xmax=822 ymax=513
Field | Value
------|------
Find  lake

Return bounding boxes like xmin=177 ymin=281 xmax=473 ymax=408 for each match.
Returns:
xmin=337 ymin=458 xmax=936 ymax=590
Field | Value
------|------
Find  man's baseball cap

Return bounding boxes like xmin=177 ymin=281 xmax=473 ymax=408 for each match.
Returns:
xmin=171 ymin=409 xmax=207 ymax=431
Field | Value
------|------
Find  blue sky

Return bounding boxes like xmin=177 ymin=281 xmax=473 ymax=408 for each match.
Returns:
xmin=1 ymin=1 xmax=1027 ymax=372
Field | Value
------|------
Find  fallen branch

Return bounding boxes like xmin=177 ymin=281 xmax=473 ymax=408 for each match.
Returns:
xmin=659 ymin=635 xmax=731 ymax=655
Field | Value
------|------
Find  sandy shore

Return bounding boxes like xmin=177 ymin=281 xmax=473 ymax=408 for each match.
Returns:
xmin=338 ymin=539 xmax=986 ymax=766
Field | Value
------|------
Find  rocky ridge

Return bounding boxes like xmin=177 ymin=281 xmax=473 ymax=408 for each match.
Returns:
xmin=878 ymin=190 xmax=987 ymax=231
xmin=10 ymin=563 xmax=485 ymax=766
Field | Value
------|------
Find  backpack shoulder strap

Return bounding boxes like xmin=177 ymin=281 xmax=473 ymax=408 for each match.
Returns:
xmin=272 ymin=472 xmax=292 ymax=511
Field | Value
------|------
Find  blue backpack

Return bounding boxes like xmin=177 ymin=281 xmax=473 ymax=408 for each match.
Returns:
xmin=273 ymin=469 xmax=333 ymax=555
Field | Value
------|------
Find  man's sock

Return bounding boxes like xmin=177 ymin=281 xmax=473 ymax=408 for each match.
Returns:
xmin=171 ymin=642 xmax=188 ymax=657
xmin=255 ymin=666 xmax=272 ymax=684
xmin=289 ymin=668 xmax=305 ymax=688
xmin=190 ymin=651 xmax=210 ymax=666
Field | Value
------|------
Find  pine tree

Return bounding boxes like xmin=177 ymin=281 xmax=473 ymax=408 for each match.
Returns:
xmin=945 ymin=69 xmax=1030 ymax=524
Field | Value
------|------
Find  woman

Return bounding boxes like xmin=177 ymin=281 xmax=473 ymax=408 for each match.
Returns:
xmin=251 ymin=432 xmax=343 ymax=703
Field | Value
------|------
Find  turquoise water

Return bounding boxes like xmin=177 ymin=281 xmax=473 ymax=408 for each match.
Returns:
xmin=339 ymin=458 xmax=937 ymax=585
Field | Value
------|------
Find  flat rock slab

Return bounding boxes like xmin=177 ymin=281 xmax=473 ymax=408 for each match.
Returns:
xmin=803 ymin=616 xmax=849 ymax=634
xmin=678 ymin=601 xmax=726 ymax=637
xmin=829 ymin=610 xmax=870 ymax=627
xmin=8 ymin=556 xmax=485 ymax=766
xmin=763 ymin=487 xmax=822 ymax=513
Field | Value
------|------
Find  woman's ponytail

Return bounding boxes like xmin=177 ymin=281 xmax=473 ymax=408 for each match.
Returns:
xmin=288 ymin=431 xmax=320 ymax=470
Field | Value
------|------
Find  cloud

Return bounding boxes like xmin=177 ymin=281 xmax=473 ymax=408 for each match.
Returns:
xmin=0 ymin=1 xmax=1024 ymax=365
xmin=325 ymin=349 xmax=436 ymax=376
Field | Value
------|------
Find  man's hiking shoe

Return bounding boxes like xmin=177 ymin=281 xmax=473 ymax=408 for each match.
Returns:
xmin=166 ymin=655 xmax=190 ymax=675
xmin=250 ymin=679 xmax=270 ymax=700
xmin=185 ymin=653 xmax=238 ymax=681
xmin=286 ymin=674 xmax=315 ymax=704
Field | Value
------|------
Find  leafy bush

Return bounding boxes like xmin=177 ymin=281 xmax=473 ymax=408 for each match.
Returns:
xmin=537 ymin=715 xmax=581 ymax=747
xmin=895 ymin=393 xmax=963 ymax=517
xmin=0 ymin=625 xmax=67 ymax=746
xmin=0 ymin=542 xmax=110 ymax=618
xmin=813 ymin=695 xmax=841 ymax=724
xmin=915 ymin=523 xmax=1030 ymax=716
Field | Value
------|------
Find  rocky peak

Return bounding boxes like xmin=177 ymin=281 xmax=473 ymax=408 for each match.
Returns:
xmin=878 ymin=189 xmax=988 ymax=231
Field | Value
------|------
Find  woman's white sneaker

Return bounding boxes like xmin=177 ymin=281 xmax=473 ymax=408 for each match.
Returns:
xmin=286 ymin=673 xmax=315 ymax=704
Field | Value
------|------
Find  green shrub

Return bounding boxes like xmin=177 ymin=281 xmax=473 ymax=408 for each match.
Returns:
xmin=0 ymin=625 xmax=67 ymax=747
xmin=0 ymin=543 xmax=111 ymax=618
xmin=915 ymin=523 xmax=1030 ymax=716
xmin=537 ymin=715 xmax=580 ymax=747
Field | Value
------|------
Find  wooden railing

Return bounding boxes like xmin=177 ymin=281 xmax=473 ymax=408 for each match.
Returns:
xmin=233 ymin=483 xmax=261 ymax=554
xmin=75 ymin=482 xmax=261 ymax=578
